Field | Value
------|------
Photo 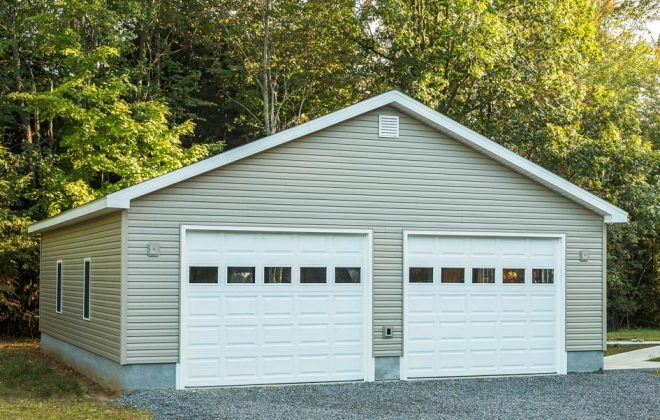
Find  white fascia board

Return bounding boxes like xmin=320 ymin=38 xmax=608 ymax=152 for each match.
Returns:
xmin=390 ymin=93 xmax=629 ymax=223
xmin=28 ymin=90 xmax=627 ymax=233
xmin=27 ymin=196 xmax=129 ymax=234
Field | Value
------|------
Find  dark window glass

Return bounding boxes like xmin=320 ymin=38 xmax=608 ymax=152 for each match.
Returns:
xmin=56 ymin=261 xmax=62 ymax=313
xmin=335 ymin=267 xmax=361 ymax=284
xmin=503 ymin=268 xmax=525 ymax=284
xmin=532 ymin=269 xmax=554 ymax=284
xmin=441 ymin=268 xmax=465 ymax=283
xmin=227 ymin=267 xmax=255 ymax=284
xmin=300 ymin=267 xmax=326 ymax=283
xmin=83 ymin=259 xmax=91 ymax=319
xmin=189 ymin=266 xmax=218 ymax=284
xmin=264 ymin=267 xmax=291 ymax=284
xmin=472 ymin=268 xmax=495 ymax=284
xmin=409 ymin=267 xmax=433 ymax=283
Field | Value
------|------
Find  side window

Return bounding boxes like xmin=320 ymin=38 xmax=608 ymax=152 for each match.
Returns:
xmin=189 ymin=266 xmax=218 ymax=284
xmin=83 ymin=258 xmax=91 ymax=320
xmin=227 ymin=266 xmax=255 ymax=284
xmin=409 ymin=267 xmax=433 ymax=283
xmin=56 ymin=260 xmax=63 ymax=313
xmin=503 ymin=268 xmax=525 ymax=284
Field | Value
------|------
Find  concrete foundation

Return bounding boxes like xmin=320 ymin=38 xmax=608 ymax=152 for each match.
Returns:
xmin=375 ymin=356 xmax=400 ymax=380
xmin=41 ymin=333 xmax=175 ymax=392
xmin=567 ymin=351 xmax=604 ymax=372
xmin=42 ymin=333 xmax=603 ymax=390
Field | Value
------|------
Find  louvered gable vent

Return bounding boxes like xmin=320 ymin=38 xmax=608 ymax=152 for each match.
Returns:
xmin=378 ymin=115 xmax=399 ymax=138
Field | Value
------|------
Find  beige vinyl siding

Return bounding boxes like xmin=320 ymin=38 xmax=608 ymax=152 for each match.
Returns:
xmin=40 ymin=212 xmax=122 ymax=362
xmin=125 ymin=106 xmax=604 ymax=363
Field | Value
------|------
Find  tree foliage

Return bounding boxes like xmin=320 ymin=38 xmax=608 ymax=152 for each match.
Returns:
xmin=0 ymin=0 xmax=657 ymax=335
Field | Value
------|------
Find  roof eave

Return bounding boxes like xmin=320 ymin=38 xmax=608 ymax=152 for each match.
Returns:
xmin=27 ymin=196 xmax=129 ymax=234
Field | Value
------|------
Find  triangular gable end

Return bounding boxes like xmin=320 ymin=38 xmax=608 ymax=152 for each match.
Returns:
xmin=28 ymin=91 xmax=627 ymax=233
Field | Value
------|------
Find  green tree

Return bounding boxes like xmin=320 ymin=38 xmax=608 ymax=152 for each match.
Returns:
xmin=0 ymin=0 xmax=221 ymax=335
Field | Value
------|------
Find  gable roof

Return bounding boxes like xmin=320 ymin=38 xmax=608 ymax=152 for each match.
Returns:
xmin=29 ymin=90 xmax=627 ymax=233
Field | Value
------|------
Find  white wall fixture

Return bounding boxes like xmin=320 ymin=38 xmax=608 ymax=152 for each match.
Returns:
xmin=147 ymin=242 xmax=160 ymax=257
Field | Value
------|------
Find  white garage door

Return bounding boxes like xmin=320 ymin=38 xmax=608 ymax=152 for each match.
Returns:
xmin=404 ymin=234 xmax=563 ymax=378
xmin=180 ymin=229 xmax=370 ymax=387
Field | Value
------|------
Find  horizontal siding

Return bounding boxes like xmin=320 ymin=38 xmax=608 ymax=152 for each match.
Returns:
xmin=40 ymin=212 xmax=122 ymax=362
xmin=126 ymin=106 xmax=604 ymax=363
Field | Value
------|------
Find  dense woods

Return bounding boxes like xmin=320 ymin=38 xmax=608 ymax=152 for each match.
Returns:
xmin=0 ymin=0 xmax=658 ymax=335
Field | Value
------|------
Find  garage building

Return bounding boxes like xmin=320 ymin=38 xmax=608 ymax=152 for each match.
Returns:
xmin=29 ymin=91 xmax=627 ymax=391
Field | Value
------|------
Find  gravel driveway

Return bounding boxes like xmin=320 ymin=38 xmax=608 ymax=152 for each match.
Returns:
xmin=119 ymin=370 xmax=660 ymax=420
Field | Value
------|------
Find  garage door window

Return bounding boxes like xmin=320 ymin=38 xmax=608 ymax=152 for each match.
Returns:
xmin=503 ymin=268 xmax=525 ymax=284
xmin=472 ymin=268 xmax=495 ymax=284
xmin=300 ymin=267 xmax=326 ymax=283
xmin=441 ymin=268 xmax=464 ymax=283
xmin=532 ymin=269 xmax=554 ymax=284
xmin=264 ymin=267 xmax=291 ymax=284
xmin=409 ymin=267 xmax=433 ymax=283
xmin=335 ymin=267 xmax=361 ymax=284
xmin=227 ymin=266 xmax=255 ymax=284
xmin=189 ymin=266 xmax=218 ymax=284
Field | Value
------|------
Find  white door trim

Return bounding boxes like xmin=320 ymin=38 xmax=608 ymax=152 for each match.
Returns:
xmin=401 ymin=230 xmax=567 ymax=380
xmin=176 ymin=225 xmax=374 ymax=389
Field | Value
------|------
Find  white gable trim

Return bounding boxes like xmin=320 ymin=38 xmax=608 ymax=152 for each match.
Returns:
xmin=28 ymin=91 xmax=627 ymax=233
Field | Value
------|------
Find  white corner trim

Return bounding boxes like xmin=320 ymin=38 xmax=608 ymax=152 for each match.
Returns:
xmin=28 ymin=90 xmax=627 ymax=234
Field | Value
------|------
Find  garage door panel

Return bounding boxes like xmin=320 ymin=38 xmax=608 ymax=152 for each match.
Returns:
xmin=188 ymin=296 xmax=219 ymax=316
xmin=182 ymin=231 xmax=368 ymax=387
xmin=334 ymin=296 xmax=363 ymax=314
xmin=262 ymin=356 xmax=295 ymax=378
xmin=405 ymin=235 xmax=561 ymax=378
xmin=187 ymin=326 xmax=219 ymax=346
xmin=224 ymin=297 xmax=258 ymax=317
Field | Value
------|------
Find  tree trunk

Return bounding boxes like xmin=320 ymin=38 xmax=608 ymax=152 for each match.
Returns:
xmin=262 ymin=0 xmax=272 ymax=136
xmin=12 ymin=29 xmax=32 ymax=144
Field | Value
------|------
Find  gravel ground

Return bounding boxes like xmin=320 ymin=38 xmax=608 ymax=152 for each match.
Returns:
xmin=118 ymin=370 xmax=660 ymax=420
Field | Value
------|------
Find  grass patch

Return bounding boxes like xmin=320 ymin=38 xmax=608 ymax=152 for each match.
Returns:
xmin=608 ymin=328 xmax=660 ymax=342
xmin=0 ymin=348 xmax=81 ymax=399
xmin=648 ymin=357 xmax=660 ymax=362
xmin=605 ymin=343 xmax=656 ymax=357
xmin=0 ymin=339 xmax=150 ymax=419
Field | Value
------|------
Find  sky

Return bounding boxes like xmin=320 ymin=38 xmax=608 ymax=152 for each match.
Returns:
xmin=647 ymin=20 xmax=660 ymax=41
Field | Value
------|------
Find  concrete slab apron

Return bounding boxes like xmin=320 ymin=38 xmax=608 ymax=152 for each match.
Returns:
xmin=605 ymin=345 xmax=660 ymax=370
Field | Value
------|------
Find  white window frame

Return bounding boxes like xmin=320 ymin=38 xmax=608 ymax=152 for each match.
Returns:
xmin=83 ymin=257 xmax=91 ymax=320
xmin=55 ymin=260 xmax=63 ymax=314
